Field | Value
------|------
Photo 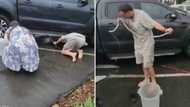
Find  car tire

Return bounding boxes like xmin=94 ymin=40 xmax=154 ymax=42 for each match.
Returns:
xmin=0 ymin=15 xmax=10 ymax=38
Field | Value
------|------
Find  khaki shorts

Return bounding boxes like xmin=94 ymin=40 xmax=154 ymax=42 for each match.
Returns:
xmin=135 ymin=46 xmax=154 ymax=68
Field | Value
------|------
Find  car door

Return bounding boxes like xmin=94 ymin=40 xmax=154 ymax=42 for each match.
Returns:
xmin=97 ymin=1 xmax=139 ymax=59
xmin=140 ymin=2 xmax=187 ymax=54
xmin=51 ymin=0 xmax=93 ymax=33
xmin=18 ymin=0 xmax=53 ymax=30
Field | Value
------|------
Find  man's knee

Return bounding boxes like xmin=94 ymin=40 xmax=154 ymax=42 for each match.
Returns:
xmin=143 ymin=67 xmax=149 ymax=72
xmin=143 ymin=66 xmax=153 ymax=71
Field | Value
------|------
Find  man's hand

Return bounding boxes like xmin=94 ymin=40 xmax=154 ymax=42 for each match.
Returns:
xmin=154 ymin=21 xmax=174 ymax=33
xmin=165 ymin=27 xmax=174 ymax=33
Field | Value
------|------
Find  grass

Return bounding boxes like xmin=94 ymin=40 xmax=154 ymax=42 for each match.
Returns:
xmin=74 ymin=96 xmax=94 ymax=107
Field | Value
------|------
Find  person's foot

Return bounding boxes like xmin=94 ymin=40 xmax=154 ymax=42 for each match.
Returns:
xmin=138 ymin=79 xmax=150 ymax=87
xmin=78 ymin=50 xmax=83 ymax=59
xmin=71 ymin=52 xmax=77 ymax=62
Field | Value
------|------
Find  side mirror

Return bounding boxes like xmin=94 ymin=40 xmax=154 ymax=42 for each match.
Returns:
xmin=165 ymin=13 xmax=177 ymax=21
xmin=78 ymin=0 xmax=88 ymax=7
xmin=170 ymin=13 xmax=177 ymax=19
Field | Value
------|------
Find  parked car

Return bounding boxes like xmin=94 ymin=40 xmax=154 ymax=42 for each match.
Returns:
xmin=96 ymin=0 xmax=190 ymax=62
xmin=182 ymin=0 xmax=190 ymax=4
xmin=0 ymin=0 xmax=94 ymax=43
xmin=171 ymin=4 xmax=190 ymax=13
xmin=172 ymin=7 xmax=190 ymax=16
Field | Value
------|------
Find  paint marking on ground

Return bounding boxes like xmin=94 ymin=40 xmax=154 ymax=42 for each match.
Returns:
xmin=96 ymin=76 xmax=107 ymax=83
xmin=106 ymin=73 xmax=190 ymax=78
xmin=39 ymin=48 xmax=94 ymax=56
xmin=161 ymin=64 xmax=190 ymax=73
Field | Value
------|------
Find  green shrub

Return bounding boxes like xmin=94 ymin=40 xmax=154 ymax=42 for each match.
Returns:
xmin=73 ymin=96 xmax=94 ymax=107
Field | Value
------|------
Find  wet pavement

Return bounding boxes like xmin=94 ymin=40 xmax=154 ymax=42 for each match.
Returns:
xmin=97 ymin=77 xmax=190 ymax=107
xmin=0 ymin=37 xmax=94 ymax=107
xmin=97 ymin=54 xmax=190 ymax=107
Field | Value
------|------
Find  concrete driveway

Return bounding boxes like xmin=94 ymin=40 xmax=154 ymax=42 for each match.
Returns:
xmin=0 ymin=48 xmax=94 ymax=107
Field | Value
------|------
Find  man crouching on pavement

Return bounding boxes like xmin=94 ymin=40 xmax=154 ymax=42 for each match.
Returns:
xmin=118 ymin=4 xmax=173 ymax=87
xmin=53 ymin=32 xmax=88 ymax=62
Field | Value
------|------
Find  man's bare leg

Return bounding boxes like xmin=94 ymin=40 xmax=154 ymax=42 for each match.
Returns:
xmin=61 ymin=49 xmax=77 ymax=62
xmin=77 ymin=49 xmax=83 ymax=59
xmin=138 ymin=67 xmax=150 ymax=87
xmin=147 ymin=66 xmax=158 ymax=92
xmin=149 ymin=66 xmax=157 ymax=84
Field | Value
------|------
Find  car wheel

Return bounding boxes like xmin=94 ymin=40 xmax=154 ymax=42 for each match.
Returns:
xmin=0 ymin=15 xmax=10 ymax=38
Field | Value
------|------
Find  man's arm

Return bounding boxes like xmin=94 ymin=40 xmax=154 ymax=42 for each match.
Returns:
xmin=141 ymin=10 xmax=174 ymax=33
xmin=53 ymin=36 xmax=65 ymax=45
xmin=153 ymin=21 xmax=173 ymax=33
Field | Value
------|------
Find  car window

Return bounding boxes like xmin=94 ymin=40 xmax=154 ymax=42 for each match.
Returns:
xmin=106 ymin=2 xmax=137 ymax=19
xmin=141 ymin=3 xmax=171 ymax=19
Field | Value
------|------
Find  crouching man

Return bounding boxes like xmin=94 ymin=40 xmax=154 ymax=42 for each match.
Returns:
xmin=53 ymin=32 xmax=88 ymax=62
